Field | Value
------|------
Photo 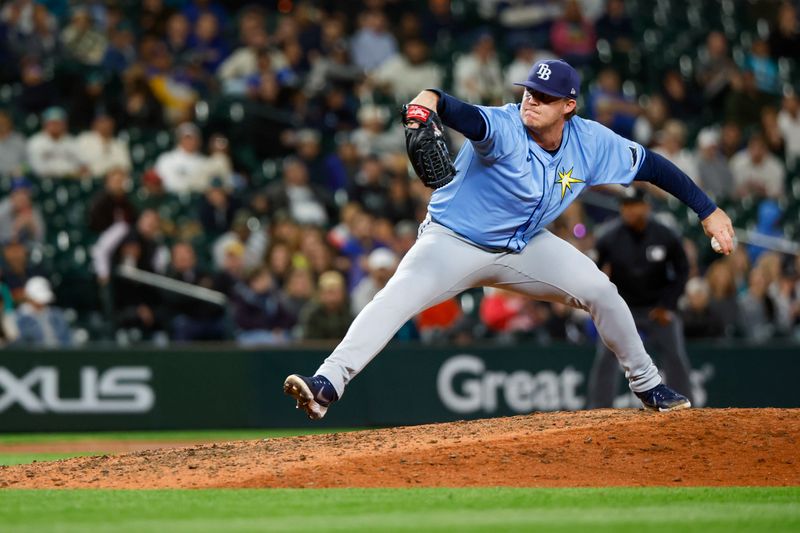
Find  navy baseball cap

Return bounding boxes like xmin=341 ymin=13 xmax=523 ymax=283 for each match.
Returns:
xmin=514 ymin=59 xmax=580 ymax=99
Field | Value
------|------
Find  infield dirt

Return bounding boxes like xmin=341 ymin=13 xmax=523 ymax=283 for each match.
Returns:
xmin=2 ymin=408 xmax=798 ymax=489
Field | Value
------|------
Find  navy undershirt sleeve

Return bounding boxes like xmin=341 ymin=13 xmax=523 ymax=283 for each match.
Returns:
xmin=634 ymin=149 xmax=717 ymax=220
xmin=425 ymin=89 xmax=488 ymax=142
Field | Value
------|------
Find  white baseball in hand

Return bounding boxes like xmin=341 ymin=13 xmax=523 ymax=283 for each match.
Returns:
xmin=711 ymin=236 xmax=723 ymax=253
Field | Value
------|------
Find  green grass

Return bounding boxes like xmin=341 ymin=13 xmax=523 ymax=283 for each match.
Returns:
xmin=0 ymin=428 xmax=359 ymax=467
xmin=0 ymin=487 xmax=797 ymax=532
xmin=0 ymin=428 xmax=355 ymax=445
xmin=0 ymin=453 xmax=105 ymax=466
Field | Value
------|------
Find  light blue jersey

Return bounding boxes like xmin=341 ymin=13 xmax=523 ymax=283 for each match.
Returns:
xmin=428 ymin=103 xmax=646 ymax=251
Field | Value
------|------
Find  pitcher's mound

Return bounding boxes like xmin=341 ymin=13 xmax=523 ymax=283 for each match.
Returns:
xmin=2 ymin=408 xmax=798 ymax=489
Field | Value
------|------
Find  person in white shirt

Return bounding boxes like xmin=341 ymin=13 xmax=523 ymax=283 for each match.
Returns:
xmin=371 ymin=38 xmax=442 ymax=103
xmin=154 ymin=122 xmax=210 ymax=194
xmin=778 ymin=92 xmax=800 ymax=171
xmin=351 ymin=248 xmax=398 ymax=314
xmin=652 ymin=120 xmax=699 ymax=179
xmin=453 ymin=32 xmax=505 ymax=104
xmin=75 ymin=114 xmax=131 ymax=177
xmin=730 ymin=133 xmax=786 ymax=199
xmin=26 ymin=107 xmax=86 ymax=178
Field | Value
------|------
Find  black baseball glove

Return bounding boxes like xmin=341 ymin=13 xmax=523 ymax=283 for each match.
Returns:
xmin=401 ymin=104 xmax=456 ymax=189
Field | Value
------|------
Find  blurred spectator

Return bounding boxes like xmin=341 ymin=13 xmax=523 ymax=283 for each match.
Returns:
xmin=305 ymin=40 xmax=363 ymax=98
xmin=67 ymin=71 xmax=115 ymax=132
xmin=182 ymin=0 xmax=227 ymax=27
xmin=595 ymin=0 xmax=634 ymax=53
xmin=695 ymin=31 xmax=737 ymax=114
xmin=724 ymin=70 xmax=773 ymax=129
xmin=15 ymin=276 xmax=72 ymax=346
xmin=26 ymin=106 xmax=85 ymax=178
xmin=0 ymin=280 xmax=19 ymax=345
xmin=265 ymin=240 xmax=293 ymax=288
xmin=587 ymin=68 xmax=640 ymax=139
xmin=282 ymin=267 xmax=314 ymax=327
xmin=204 ymin=133 xmax=235 ymax=188
xmin=164 ymin=12 xmax=191 ymax=66
xmin=138 ymin=0 xmax=176 ymax=38
xmin=0 ymin=110 xmax=27 ymax=176
xmin=351 ymin=104 xmax=404 ymax=157
xmin=747 ymin=199 xmax=784 ymax=264
xmin=549 ymin=0 xmax=596 ymax=67
xmin=768 ymin=1 xmax=800 ymax=60
xmin=695 ymin=128 xmax=734 ymax=201
xmin=351 ymin=248 xmax=398 ymax=314
xmin=385 ymin=174 xmax=418 ymax=224
xmin=730 ymin=133 xmax=786 ymax=199
xmin=453 ymin=32 xmax=505 ymax=105
xmin=146 ymin=41 xmax=198 ymax=124
xmin=761 ymin=106 xmax=786 ymax=161
xmin=504 ymin=43 xmax=555 ymax=98
xmin=154 ymin=122 xmax=210 ymax=194
xmin=291 ymin=129 xmax=326 ymax=187
xmin=102 ymin=22 xmax=136 ymax=73
xmin=75 ymin=114 xmax=131 ymax=177
xmin=18 ymin=59 xmax=58 ymax=114
xmin=87 ymin=168 xmax=137 ymax=234
xmin=116 ymin=66 xmax=165 ymax=131
xmin=218 ymin=9 xmax=286 ymax=92
xmin=350 ymin=10 xmax=397 ymax=73
xmin=243 ymin=71 xmax=294 ymax=159
xmin=778 ymin=92 xmax=800 ymax=171
xmin=660 ymin=70 xmax=703 ymax=123
xmin=744 ymin=39 xmax=780 ymax=95
xmin=164 ymin=241 xmax=226 ymax=341
xmin=372 ymin=38 xmax=442 ymax=103
xmin=0 ymin=177 xmax=45 ymax=246
xmin=265 ymin=157 xmax=333 ymax=226
xmin=652 ymin=120 xmax=698 ymax=179
xmin=719 ymin=121 xmax=744 ymax=160
xmin=705 ymin=259 xmax=739 ymax=337
xmin=188 ymin=11 xmax=229 ymax=75
xmin=299 ymin=270 xmax=353 ymax=340
xmin=212 ymin=239 xmax=245 ymax=298
xmin=479 ymin=287 xmax=539 ymax=336
xmin=212 ymin=210 xmax=267 ymax=271
xmin=1 ymin=239 xmax=44 ymax=303
xmin=349 ymin=155 xmax=389 ymax=217
xmin=738 ymin=266 xmax=792 ymax=341
xmin=108 ymin=210 xmax=168 ymax=335
xmin=198 ymin=177 xmax=240 ymax=237
xmin=5 ymin=3 xmax=59 ymax=69
xmin=681 ymin=277 xmax=725 ymax=338
xmin=232 ymin=265 xmax=293 ymax=346
xmin=632 ymin=94 xmax=669 ymax=147
xmin=338 ymin=209 xmax=388 ymax=289
xmin=60 ymin=6 xmax=107 ymax=66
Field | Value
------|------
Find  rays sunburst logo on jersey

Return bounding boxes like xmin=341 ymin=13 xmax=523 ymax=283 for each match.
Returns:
xmin=556 ymin=167 xmax=584 ymax=199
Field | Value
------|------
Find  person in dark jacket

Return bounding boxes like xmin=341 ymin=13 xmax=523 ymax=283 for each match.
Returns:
xmin=299 ymin=270 xmax=354 ymax=340
xmin=232 ymin=266 xmax=294 ymax=346
xmin=87 ymin=167 xmax=138 ymax=233
xmin=588 ymin=189 xmax=694 ymax=407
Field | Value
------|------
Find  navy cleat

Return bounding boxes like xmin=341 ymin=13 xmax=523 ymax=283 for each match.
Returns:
xmin=635 ymin=384 xmax=691 ymax=412
xmin=283 ymin=374 xmax=339 ymax=420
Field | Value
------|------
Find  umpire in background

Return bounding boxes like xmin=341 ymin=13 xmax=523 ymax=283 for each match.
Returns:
xmin=587 ymin=188 xmax=694 ymax=408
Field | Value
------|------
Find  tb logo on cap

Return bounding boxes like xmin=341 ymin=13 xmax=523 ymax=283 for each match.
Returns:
xmin=536 ymin=64 xmax=552 ymax=80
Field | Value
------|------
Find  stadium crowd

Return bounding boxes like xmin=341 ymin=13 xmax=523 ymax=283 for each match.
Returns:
xmin=0 ymin=0 xmax=798 ymax=347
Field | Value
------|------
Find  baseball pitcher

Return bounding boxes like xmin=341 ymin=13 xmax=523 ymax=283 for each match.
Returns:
xmin=285 ymin=59 xmax=735 ymax=419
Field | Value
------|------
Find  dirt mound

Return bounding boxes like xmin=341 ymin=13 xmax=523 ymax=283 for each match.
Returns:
xmin=2 ymin=409 xmax=798 ymax=489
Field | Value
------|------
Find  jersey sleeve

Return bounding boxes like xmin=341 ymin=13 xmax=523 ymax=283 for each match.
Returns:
xmin=470 ymin=104 xmax=517 ymax=162
xmin=584 ymin=120 xmax=646 ymax=186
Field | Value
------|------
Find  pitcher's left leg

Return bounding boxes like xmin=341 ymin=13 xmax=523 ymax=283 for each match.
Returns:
xmin=496 ymin=230 xmax=661 ymax=393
